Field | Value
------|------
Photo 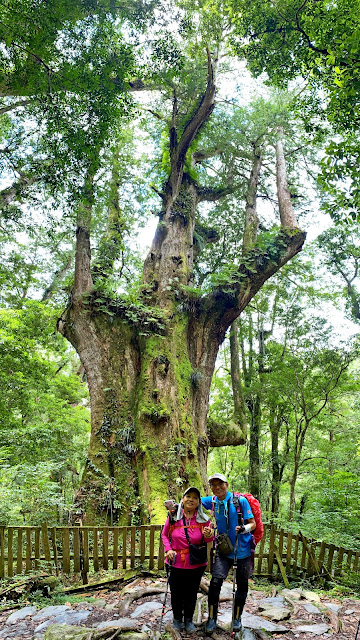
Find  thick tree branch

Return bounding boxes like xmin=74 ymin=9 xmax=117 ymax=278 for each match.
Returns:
xmin=0 ymin=99 xmax=31 ymax=114
xmin=42 ymin=255 xmax=74 ymax=301
xmin=192 ymin=148 xmax=222 ymax=164
xmin=201 ymin=229 xmax=306 ymax=337
xmin=92 ymin=152 xmax=127 ymax=282
xmin=197 ymin=185 xmax=235 ymax=202
xmin=169 ymin=49 xmax=217 ymax=197
xmin=207 ymin=417 xmax=246 ymax=447
xmin=0 ymin=173 xmax=38 ymax=207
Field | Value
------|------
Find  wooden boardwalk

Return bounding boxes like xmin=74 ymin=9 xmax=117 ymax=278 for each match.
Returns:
xmin=0 ymin=523 xmax=359 ymax=584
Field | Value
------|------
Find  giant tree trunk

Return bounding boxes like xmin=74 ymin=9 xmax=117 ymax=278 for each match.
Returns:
xmin=58 ymin=52 xmax=306 ymax=524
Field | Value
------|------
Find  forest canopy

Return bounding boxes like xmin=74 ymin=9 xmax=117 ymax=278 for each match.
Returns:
xmin=0 ymin=0 xmax=359 ymax=546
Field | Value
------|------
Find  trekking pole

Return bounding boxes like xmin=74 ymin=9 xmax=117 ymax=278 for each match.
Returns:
xmin=231 ymin=533 xmax=239 ymax=636
xmin=355 ymin=618 xmax=360 ymax=640
xmin=159 ymin=557 xmax=172 ymax=633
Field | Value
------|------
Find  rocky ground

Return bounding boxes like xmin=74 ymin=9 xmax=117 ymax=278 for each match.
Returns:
xmin=0 ymin=575 xmax=359 ymax=640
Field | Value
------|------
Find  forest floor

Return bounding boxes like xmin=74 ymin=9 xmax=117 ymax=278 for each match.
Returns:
xmin=0 ymin=573 xmax=359 ymax=639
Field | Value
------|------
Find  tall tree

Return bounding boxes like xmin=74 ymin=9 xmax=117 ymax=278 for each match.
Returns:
xmin=1 ymin=5 xmax=309 ymax=524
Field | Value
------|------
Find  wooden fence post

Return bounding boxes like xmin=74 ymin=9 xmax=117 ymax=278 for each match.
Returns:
xmin=0 ymin=527 xmax=5 ymax=578
xmin=25 ymin=528 xmax=32 ymax=573
xmin=41 ymin=523 xmax=52 ymax=574
xmin=16 ymin=528 xmax=23 ymax=575
xmin=8 ymin=528 xmax=13 ymax=577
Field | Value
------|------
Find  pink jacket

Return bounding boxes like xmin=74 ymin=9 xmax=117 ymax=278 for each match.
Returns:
xmin=161 ymin=514 xmax=214 ymax=569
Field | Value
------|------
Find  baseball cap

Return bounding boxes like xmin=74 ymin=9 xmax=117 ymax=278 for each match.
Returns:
xmin=208 ymin=473 xmax=228 ymax=483
xmin=182 ymin=486 xmax=201 ymax=498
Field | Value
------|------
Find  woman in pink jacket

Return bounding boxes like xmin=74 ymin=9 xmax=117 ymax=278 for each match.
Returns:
xmin=161 ymin=486 xmax=213 ymax=632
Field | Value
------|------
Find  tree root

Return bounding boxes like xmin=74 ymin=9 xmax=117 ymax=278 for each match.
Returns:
xmin=119 ymin=586 xmax=167 ymax=614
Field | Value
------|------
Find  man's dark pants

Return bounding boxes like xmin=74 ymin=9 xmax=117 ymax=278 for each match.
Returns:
xmin=208 ymin=554 xmax=252 ymax=617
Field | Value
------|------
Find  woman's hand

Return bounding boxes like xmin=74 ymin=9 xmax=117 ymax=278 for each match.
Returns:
xmin=203 ymin=524 xmax=213 ymax=538
xmin=165 ymin=549 xmax=176 ymax=562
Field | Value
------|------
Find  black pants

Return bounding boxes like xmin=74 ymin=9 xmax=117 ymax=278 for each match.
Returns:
xmin=168 ymin=565 xmax=206 ymax=620
xmin=208 ymin=555 xmax=252 ymax=615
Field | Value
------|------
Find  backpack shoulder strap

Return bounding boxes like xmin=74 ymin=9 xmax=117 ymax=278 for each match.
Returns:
xmin=231 ymin=492 xmax=244 ymax=526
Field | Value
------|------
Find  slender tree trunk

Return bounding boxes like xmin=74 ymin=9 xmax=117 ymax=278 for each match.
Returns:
xmin=270 ymin=408 xmax=282 ymax=517
xmin=275 ymin=130 xmax=298 ymax=229
xmin=249 ymin=394 xmax=261 ymax=498
xmin=229 ymin=318 xmax=247 ymax=442
xmin=242 ymin=145 xmax=262 ymax=251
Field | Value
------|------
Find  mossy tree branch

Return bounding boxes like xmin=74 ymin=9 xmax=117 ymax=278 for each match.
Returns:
xmin=207 ymin=417 xmax=246 ymax=446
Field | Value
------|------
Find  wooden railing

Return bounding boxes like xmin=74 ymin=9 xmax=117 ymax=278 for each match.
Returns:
xmin=0 ymin=523 xmax=359 ymax=584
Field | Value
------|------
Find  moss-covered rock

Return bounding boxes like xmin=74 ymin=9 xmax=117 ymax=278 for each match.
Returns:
xmin=44 ymin=624 xmax=94 ymax=640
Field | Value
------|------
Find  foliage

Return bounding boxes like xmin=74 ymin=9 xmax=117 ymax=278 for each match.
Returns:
xmin=226 ymin=0 xmax=360 ymax=222
xmin=0 ymin=302 xmax=90 ymax=525
xmin=318 ymin=225 xmax=360 ymax=322
xmin=208 ymin=256 xmax=360 ymax=548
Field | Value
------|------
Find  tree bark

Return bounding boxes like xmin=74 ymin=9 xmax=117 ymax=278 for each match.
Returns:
xmin=275 ymin=130 xmax=298 ymax=229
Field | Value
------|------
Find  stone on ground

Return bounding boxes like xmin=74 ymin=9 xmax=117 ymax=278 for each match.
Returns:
xmin=281 ymin=588 xmax=302 ymax=600
xmin=94 ymin=618 xmax=139 ymax=629
xmin=303 ymin=603 xmax=321 ymax=614
xmin=6 ymin=606 xmax=37 ymax=624
xmin=301 ymin=590 xmax=321 ymax=603
xmin=259 ymin=605 xmax=291 ymax=621
xmin=219 ymin=581 xmax=233 ymax=600
xmin=130 ymin=601 xmax=163 ymax=617
xmin=34 ymin=610 xmax=92 ymax=633
xmin=217 ymin=609 xmax=287 ymax=632
xmin=33 ymin=605 xmax=72 ymax=620
xmin=44 ymin=624 xmax=94 ymax=640
xmin=295 ymin=623 xmax=330 ymax=634
xmin=259 ymin=597 xmax=285 ymax=608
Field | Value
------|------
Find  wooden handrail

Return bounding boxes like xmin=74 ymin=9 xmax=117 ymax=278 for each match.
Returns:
xmin=0 ymin=524 xmax=358 ymax=584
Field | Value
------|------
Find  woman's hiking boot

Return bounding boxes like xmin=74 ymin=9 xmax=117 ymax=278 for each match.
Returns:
xmin=184 ymin=619 xmax=196 ymax=633
xmin=173 ymin=618 xmax=183 ymax=631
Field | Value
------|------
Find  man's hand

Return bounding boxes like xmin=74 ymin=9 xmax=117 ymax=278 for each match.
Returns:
xmin=236 ymin=523 xmax=253 ymax=534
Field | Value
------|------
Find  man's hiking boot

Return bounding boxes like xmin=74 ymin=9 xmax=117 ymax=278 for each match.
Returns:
xmin=184 ymin=619 xmax=196 ymax=633
xmin=233 ymin=617 xmax=243 ymax=632
xmin=233 ymin=600 xmax=244 ymax=632
xmin=173 ymin=618 xmax=183 ymax=631
xmin=205 ymin=617 xmax=217 ymax=633
xmin=205 ymin=604 xmax=218 ymax=634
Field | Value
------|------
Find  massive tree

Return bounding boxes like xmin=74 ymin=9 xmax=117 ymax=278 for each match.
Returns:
xmin=56 ymin=53 xmax=306 ymax=523
xmin=1 ymin=3 xmax=308 ymax=524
